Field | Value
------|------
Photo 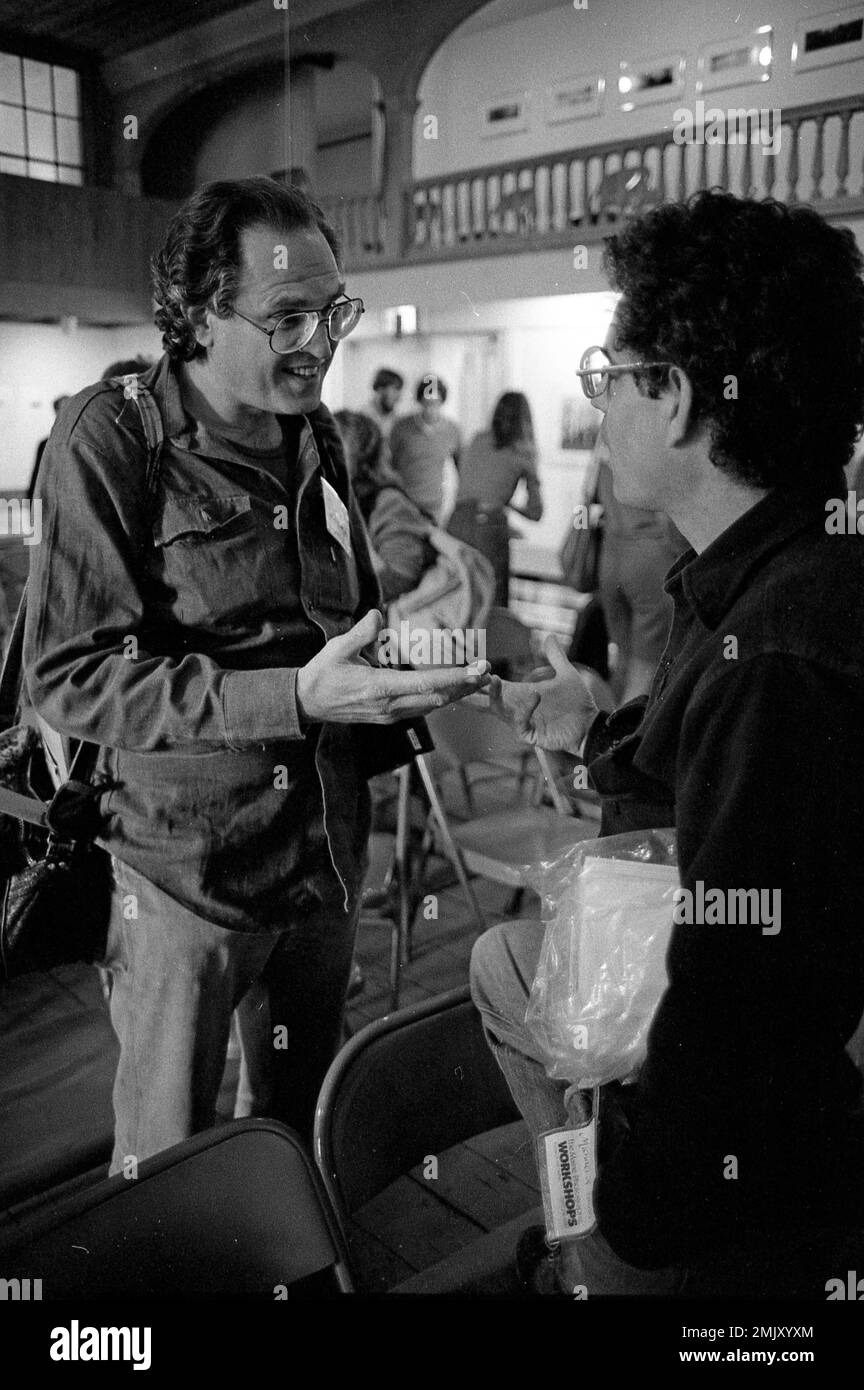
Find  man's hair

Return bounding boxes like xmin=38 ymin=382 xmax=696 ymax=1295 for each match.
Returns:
xmin=416 ymin=373 xmax=447 ymax=404
xmin=152 ymin=177 xmax=342 ymax=362
xmin=603 ymin=191 xmax=864 ymax=490
xmin=101 ymin=357 xmax=153 ymax=380
xmin=373 ymin=367 xmax=404 ymax=391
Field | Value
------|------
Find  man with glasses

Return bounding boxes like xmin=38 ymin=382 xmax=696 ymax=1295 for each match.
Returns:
xmin=24 ymin=178 xmax=488 ymax=1170
xmin=472 ymin=190 xmax=864 ymax=1296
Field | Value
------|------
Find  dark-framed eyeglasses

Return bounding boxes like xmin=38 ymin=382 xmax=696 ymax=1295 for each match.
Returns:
xmin=232 ymin=297 xmax=365 ymax=354
xmin=575 ymin=345 xmax=673 ymax=405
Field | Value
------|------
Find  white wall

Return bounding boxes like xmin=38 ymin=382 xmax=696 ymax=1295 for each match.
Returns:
xmin=416 ymin=0 xmax=864 ymax=185
xmin=193 ymin=61 xmax=377 ymax=199
xmin=0 ymin=322 xmax=162 ymax=492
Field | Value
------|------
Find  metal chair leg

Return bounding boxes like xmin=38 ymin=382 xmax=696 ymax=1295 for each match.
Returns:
xmin=414 ymin=753 xmax=484 ymax=929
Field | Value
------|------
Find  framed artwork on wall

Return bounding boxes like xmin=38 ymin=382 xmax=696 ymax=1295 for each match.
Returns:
xmin=618 ymin=54 xmax=685 ymax=111
xmin=696 ymin=27 xmax=773 ymax=92
xmin=560 ymin=398 xmax=599 ymax=452
xmin=792 ymin=5 xmax=864 ymax=72
xmin=545 ymin=74 xmax=605 ymax=125
xmin=479 ymin=91 xmax=529 ymax=138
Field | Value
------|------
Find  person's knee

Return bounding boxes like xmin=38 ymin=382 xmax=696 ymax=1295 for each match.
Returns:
xmin=469 ymin=924 xmax=508 ymax=1012
xmin=469 ymin=919 xmax=540 ymax=1020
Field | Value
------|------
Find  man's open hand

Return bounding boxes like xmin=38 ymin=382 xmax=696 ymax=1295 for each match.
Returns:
xmin=296 ymin=610 xmax=491 ymax=724
xmin=480 ymin=634 xmax=599 ymax=752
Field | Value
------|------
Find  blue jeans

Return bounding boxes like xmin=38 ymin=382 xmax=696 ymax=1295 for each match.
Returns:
xmin=469 ymin=920 xmax=685 ymax=1296
xmin=102 ymin=856 xmax=358 ymax=1175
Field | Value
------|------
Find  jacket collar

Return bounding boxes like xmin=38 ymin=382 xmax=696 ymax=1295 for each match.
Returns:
xmin=142 ymin=352 xmax=340 ymax=485
xmin=668 ymin=473 xmax=846 ymax=629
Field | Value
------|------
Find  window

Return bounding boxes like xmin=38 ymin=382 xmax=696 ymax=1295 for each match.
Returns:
xmin=0 ymin=52 xmax=82 ymax=184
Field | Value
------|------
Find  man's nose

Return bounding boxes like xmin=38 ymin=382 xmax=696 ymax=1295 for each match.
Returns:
xmin=304 ymin=317 xmax=333 ymax=360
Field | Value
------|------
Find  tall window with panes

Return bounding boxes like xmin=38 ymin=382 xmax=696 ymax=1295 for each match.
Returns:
xmin=0 ymin=52 xmax=82 ymax=184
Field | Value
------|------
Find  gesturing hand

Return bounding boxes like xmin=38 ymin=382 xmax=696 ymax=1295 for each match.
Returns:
xmin=295 ymin=609 xmax=491 ymax=725
xmin=480 ymin=634 xmax=599 ymax=753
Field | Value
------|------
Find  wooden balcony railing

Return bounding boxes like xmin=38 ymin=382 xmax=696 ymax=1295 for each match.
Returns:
xmin=317 ymin=192 xmax=387 ymax=270
xmin=321 ymin=95 xmax=864 ymax=272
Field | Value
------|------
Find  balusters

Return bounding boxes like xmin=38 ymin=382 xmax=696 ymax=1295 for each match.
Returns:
xmin=656 ymin=140 xmax=667 ymax=203
xmin=787 ymin=121 xmax=800 ymax=203
xmin=836 ymin=110 xmax=851 ymax=200
xmin=811 ymin=115 xmax=825 ymax=201
xmin=740 ymin=114 xmax=753 ymax=198
xmin=535 ymin=163 xmax=550 ymax=235
xmin=720 ymin=125 xmax=730 ymax=192
xmin=677 ymin=138 xmax=688 ymax=202
xmin=456 ymin=179 xmax=470 ymax=241
xmin=762 ymin=138 xmax=776 ymax=200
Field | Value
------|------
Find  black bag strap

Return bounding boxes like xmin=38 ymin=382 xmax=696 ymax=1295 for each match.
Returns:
xmin=0 ymin=376 xmax=165 ymax=830
xmin=0 ymin=581 xmax=28 ymax=729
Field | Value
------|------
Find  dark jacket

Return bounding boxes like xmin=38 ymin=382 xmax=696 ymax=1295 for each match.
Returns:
xmin=23 ymin=355 xmax=380 ymax=926
xmin=584 ymin=477 xmax=864 ymax=1267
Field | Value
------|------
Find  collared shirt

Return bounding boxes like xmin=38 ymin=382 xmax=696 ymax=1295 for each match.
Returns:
xmin=582 ymin=477 xmax=864 ymax=1267
xmin=24 ymin=355 xmax=380 ymax=928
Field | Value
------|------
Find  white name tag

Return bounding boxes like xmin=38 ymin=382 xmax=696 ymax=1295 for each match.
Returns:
xmin=321 ymin=477 xmax=352 ymax=555
xmin=538 ymin=1119 xmax=597 ymax=1241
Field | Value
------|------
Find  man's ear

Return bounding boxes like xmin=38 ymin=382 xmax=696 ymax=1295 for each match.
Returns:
xmin=186 ymin=300 xmax=215 ymax=351
xmin=663 ymin=366 xmax=695 ymax=447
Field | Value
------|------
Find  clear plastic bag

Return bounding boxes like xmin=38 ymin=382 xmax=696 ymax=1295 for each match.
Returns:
xmin=525 ymin=829 xmax=678 ymax=1087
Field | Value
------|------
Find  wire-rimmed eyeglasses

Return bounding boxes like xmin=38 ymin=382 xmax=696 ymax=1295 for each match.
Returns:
xmin=575 ymin=345 xmax=673 ymax=406
xmin=232 ymin=297 xmax=365 ymax=355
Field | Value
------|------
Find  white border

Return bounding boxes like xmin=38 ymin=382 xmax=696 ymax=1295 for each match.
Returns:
xmin=696 ymin=29 xmax=773 ymax=93
xmin=479 ymin=91 xmax=529 ymax=139
xmin=544 ymin=74 xmax=605 ymax=125
xmin=618 ymin=54 xmax=685 ymax=110
xmin=792 ymin=5 xmax=864 ymax=72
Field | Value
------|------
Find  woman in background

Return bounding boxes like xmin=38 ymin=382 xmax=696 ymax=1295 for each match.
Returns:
xmin=335 ymin=409 xmax=436 ymax=604
xmin=449 ymin=391 xmax=543 ymax=606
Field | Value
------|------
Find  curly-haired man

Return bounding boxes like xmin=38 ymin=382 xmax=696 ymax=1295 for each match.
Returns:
xmin=473 ymin=191 xmax=864 ymax=1297
xmin=24 ymin=178 xmax=488 ymax=1170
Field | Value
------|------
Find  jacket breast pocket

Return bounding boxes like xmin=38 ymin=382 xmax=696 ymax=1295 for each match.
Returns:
xmin=314 ymin=540 xmax=361 ymax=619
xmin=152 ymin=493 xmax=280 ymax=627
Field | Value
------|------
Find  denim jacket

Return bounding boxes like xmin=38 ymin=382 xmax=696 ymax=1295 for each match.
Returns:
xmin=23 ymin=355 xmax=379 ymax=928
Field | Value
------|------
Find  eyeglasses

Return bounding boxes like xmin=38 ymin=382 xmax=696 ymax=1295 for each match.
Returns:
xmin=576 ymin=345 xmax=673 ymax=406
xmin=232 ymin=297 xmax=364 ymax=354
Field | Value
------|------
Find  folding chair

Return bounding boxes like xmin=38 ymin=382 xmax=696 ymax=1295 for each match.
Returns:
xmin=414 ymin=702 xmax=598 ymax=927
xmin=0 ymin=1118 xmax=353 ymax=1298
xmin=314 ymin=985 xmax=537 ymax=1293
xmin=484 ymin=605 xmax=536 ymax=680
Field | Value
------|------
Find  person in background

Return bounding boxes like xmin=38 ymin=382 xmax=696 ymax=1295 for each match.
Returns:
xmin=388 ymin=373 xmax=461 ymax=525
xmin=449 ymin=390 xmax=543 ymax=607
xmin=367 ymin=367 xmax=404 ymax=442
xmin=28 ymin=394 xmax=70 ymax=502
xmin=596 ymin=443 xmax=687 ymax=702
xmin=335 ymin=409 xmax=436 ymax=604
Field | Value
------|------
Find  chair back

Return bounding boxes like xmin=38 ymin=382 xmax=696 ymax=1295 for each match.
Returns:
xmin=314 ymin=986 xmax=519 ymax=1222
xmin=425 ymin=700 xmax=533 ymax=775
xmin=484 ymin=606 xmax=535 ymax=677
xmin=0 ymin=1119 xmax=352 ymax=1297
